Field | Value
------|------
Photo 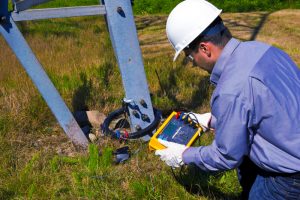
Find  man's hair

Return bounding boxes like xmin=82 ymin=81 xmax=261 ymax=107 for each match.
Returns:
xmin=188 ymin=17 xmax=232 ymax=50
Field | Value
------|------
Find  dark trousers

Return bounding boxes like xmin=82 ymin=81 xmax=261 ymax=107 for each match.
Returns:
xmin=237 ymin=157 xmax=259 ymax=200
xmin=237 ymin=156 xmax=300 ymax=200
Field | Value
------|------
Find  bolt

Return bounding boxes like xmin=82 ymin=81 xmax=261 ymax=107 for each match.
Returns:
xmin=132 ymin=110 xmax=139 ymax=118
xmin=139 ymin=99 xmax=147 ymax=108
xmin=135 ymin=124 xmax=141 ymax=131
xmin=141 ymin=114 xmax=150 ymax=122
xmin=117 ymin=6 xmax=123 ymax=13
xmin=0 ymin=16 xmax=7 ymax=23
xmin=116 ymin=6 xmax=125 ymax=17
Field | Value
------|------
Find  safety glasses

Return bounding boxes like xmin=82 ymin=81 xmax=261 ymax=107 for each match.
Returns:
xmin=186 ymin=54 xmax=194 ymax=62
xmin=184 ymin=46 xmax=194 ymax=62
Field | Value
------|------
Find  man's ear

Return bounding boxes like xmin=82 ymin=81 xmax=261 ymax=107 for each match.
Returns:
xmin=199 ymin=42 xmax=211 ymax=57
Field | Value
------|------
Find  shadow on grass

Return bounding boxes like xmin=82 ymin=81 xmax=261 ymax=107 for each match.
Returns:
xmin=72 ymin=61 xmax=115 ymax=112
xmin=156 ymin=67 xmax=212 ymax=116
xmin=223 ymin=11 xmax=272 ymax=41
xmin=187 ymin=75 xmax=212 ymax=110
xmin=0 ymin=188 xmax=15 ymax=200
xmin=72 ymin=73 xmax=91 ymax=111
xmin=136 ymin=16 xmax=166 ymax=31
xmin=18 ymin=20 xmax=83 ymax=38
xmin=249 ymin=12 xmax=272 ymax=41
xmin=173 ymin=165 xmax=240 ymax=200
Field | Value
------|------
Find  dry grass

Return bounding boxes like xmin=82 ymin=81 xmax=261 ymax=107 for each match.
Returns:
xmin=255 ymin=9 xmax=300 ymax=64
xmin=0 ymin=9 xmax=299 ymax=199
xmin=137 ymin=10 xmax=300 ymax=64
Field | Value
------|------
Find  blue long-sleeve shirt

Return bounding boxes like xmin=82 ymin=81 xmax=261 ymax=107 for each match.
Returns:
xmin=183 ymin=38 xmax=300 ymax=173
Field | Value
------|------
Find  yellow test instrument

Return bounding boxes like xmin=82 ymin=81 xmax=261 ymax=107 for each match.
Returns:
xmin=149 ymin=111 xmax=202 ymax=151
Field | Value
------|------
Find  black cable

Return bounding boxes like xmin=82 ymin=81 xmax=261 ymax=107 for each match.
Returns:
xmin=171 ymin=166 xmax=185 ymax=185
xmin=102 ymin=107 xmax=161 ymax=139
xmin=187 ymin=112 xmax=201 ymax=128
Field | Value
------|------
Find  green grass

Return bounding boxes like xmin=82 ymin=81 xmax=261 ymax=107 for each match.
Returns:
xmin=0 ymin=7 xmax=299 ymax=200
xmin=0 ymin=142 xmax=241 ymax=199
xmin=30 ymin=0 xmax=300 ymax=14
xmin=34 ymin=0 xmax=99 ymax=8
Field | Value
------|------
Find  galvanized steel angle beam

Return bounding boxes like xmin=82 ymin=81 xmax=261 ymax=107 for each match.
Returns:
xmin=103 ymin=0 xmax=155 ymax=140
xmin=0 ymin=0 xmax=156 ymax=146
xmin=1 ymin=0 xmax=89 ymax=148
xmin=0 ymin=16 xmax=89 ymax=148
xmin=11 ymin=5 xmax=106 ymax=21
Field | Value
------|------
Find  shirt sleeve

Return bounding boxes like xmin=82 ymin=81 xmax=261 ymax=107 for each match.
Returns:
xmin=183 ymin=94 xmax=251 ymax=171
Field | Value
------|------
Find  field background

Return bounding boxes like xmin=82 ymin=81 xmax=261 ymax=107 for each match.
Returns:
xmin=1 ymin=0 xmax=300 ymax=199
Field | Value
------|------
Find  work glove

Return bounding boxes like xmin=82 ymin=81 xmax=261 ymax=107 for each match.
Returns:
xmin=184 ymin=112 xmax=212 ymax=132
xmin=155 ymin=139 xmax=187 ymax=168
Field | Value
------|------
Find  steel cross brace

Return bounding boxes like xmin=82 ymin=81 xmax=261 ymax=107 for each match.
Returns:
xmin=0 ymin=0 xmax=155 ymax=147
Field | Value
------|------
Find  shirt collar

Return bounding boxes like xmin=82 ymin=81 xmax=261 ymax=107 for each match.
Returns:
xmin=210 ymin=38 xmax=241 ymax=85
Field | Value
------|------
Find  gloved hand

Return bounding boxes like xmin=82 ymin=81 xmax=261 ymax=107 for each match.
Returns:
xmin=155 ymin=139 xmax=187 ymax=168
xmin=185 ymin=112 xmax=211 ymax=132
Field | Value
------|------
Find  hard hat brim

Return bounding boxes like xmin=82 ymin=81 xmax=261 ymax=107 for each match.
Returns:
xmin=173 ymin=50 xmax=181 ymax=61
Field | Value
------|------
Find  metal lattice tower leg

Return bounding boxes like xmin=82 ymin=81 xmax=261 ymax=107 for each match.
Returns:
xmin=0 ymin=0 xmax=156 ymax=147
xmin=103 ymin=0 xmax=155 ymax=140
xmin=0 ymin=1 xmax=89 ymax=148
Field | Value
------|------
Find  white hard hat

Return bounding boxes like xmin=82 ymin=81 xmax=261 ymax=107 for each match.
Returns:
xmin=166 ymin=0 xmax=222 ymax=61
